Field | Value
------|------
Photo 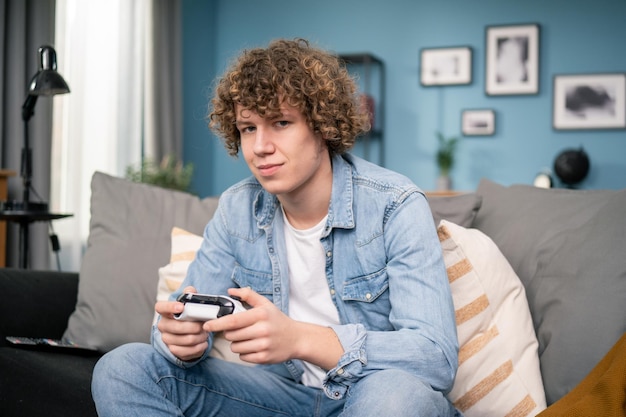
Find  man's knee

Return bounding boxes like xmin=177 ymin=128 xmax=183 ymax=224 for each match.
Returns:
xmin=343 ymin=370 xmax=456 ymax=417
xmin=92 ymin=343 xmax=154 ymax=395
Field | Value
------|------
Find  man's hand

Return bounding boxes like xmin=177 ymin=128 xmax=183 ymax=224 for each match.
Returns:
xmin=156 ymin=286 xmax=209 ymax=362
xmin=204 ymin=287 xmax=344 ymax=369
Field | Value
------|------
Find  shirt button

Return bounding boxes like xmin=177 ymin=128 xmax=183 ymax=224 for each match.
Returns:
xmin=334 ymin=391 xmax=341 ymax=398
xmin=274 ymin=287 xmax=280 ymax=293
xmin=326 ymin=251 xmax=332 ymax=257
xmin=365 ymin=293 xmax=372 ymax=300
xmin=330 ymin=289 xmax=336 ymax=295
xmin=336 ymin=368 xmax=345 ymax=375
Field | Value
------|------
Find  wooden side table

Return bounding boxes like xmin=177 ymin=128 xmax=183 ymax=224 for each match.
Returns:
xmin=0 ymin=170 xmax=16 ymax=267
xmin=425 ymin=190 xmax=464 ymax=197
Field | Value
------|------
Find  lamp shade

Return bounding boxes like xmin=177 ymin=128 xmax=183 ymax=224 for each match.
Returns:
xmin=27 ymin=45 xmax=70 ymax=96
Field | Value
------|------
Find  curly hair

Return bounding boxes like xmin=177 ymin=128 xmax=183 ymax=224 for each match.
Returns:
xmin=208 ymin=38 xmax=371 ymax=157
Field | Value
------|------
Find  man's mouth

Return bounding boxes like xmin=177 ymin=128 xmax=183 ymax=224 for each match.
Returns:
xmin=257 ymin=163 xmax=281 ymax=176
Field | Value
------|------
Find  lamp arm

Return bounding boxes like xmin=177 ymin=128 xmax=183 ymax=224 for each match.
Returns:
xmin=21 ymin=94 xmax=39 ymax=122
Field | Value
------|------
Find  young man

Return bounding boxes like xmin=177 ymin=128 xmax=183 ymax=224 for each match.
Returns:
xmin=92 ymin=38 xmax=461 ymax=417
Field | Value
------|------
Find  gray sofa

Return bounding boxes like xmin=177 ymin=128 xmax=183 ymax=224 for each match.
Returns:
xmin=0 ymin=171 xmax=624 ymax=416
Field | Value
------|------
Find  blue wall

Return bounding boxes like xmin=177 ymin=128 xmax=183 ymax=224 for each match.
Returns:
xmin=182 ymin=0 xmax=626 ymax=196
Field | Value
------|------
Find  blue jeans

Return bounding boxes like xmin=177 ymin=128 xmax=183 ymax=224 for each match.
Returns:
xmin=92 ymin=343 xmax=460 ymax=417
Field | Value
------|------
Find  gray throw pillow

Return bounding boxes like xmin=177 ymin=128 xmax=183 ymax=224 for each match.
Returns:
xmin=428 ymin=193 xmax=482 ymax=228
xmin=472 ymin=179 xmax=626 ymax=405
xmin=63 ymin=172 xmax=219 ymax=352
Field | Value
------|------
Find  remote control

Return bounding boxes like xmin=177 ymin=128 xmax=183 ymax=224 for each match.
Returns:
xmin=174 ymin=293 xmax=248 ymax=321
xmin=5 ymin=336 xmax=98 ymax=355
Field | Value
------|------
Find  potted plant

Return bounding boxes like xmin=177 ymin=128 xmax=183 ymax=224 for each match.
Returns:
xmin=125 ymin=154 xmax=194 ymax=193
xmin=436 ymin=132 xmax=458 ymax=191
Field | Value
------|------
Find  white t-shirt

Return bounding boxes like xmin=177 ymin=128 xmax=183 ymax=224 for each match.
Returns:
xmin=282 ymin=208 xmax=340 ymax=388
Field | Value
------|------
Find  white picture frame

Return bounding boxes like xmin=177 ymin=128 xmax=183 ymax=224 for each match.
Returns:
xmin=553 ymin=73 xmax=626 ymax=130
xmin=485 ymin=24 xmax=540 ymax=96
xmin=420 ymin=46 xmax=472 ymax=86
xmin=462 ymin=109 xmax=496 ymax=136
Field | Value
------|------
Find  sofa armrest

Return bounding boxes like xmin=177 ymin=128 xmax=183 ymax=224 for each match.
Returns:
xmin=0 ymin=268 xmax=79 ymax=343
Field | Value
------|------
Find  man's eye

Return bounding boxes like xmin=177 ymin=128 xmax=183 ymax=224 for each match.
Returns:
xmin=240 ymin=126 xmax=255 ymax=134
xmin=275 ymin=120 xmax=289 ymax=128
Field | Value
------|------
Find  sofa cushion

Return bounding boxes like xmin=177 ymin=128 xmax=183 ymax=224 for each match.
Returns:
xmin=63 ymin=172 xmax=219 ymax=352
xmin=428 ymin=192 xmax=482 ymax=228
xmin=0 ymin=348 xmax=100 ymax=417
xmin=438 ymin=220 xmax=546 ymax=416
xmin=0 ymin=269 xmax=79 ymax=340
xmin=472 ymin=179 xmax=626 ymax=405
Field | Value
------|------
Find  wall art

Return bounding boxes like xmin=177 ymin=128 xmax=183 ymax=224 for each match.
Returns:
xmin=462 ymin=109 xmax=496 ymax=136
xmin=485 ymin=24 xmax=540 ymax=95
xmin=553 ymin=73 xmax=626 ymax=130
xmin=420 ymin=46 xmax=472 ymax=86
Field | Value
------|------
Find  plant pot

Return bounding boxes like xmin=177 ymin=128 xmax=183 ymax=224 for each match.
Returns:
xmin=436 ymin=175 xmax=452 ymax=191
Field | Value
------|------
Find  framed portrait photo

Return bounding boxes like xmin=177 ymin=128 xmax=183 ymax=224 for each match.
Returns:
xmin=420 ymin=46 xmax=472 ymax=86
xmin=462 ymin=109 xmax=496 ymax=136
xmin=485 ymin=23 xmax=540 ymax=95
xmin=553 ymin=73 xmax=626 ymax=130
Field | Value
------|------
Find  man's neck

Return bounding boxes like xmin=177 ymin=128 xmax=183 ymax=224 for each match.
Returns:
xmin=279 ymin=162 xmax=332 ymax=230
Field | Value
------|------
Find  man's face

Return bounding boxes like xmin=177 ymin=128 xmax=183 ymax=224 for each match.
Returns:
xmin=236 ymin=102 xmax=331 ymax=201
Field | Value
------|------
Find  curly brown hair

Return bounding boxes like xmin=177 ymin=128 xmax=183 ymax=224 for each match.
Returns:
xmin=208 ymin=38 xmax=371 ymax=157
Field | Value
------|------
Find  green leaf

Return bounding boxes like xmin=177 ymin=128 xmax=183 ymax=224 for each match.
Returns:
xmin=125 ymin=154 xmax=194 ymax=193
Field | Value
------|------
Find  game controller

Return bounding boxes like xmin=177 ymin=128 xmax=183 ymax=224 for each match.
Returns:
xmin=174 ymin=293 xmax=248 ymax=321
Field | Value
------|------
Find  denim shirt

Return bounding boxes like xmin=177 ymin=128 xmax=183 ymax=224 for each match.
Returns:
xmin=152 ymin=153 xmax=459 ymax=400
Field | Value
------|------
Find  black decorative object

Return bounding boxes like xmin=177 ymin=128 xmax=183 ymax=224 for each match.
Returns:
xmin=553 ymin=147 xmax=590 ymax=188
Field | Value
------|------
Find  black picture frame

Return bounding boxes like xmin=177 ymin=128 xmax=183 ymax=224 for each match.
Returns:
xmin=485 ymin=23 xmax=540 ymax=96
xmin=420 ymin=46 xmax=472 ymax=86
xmin=553 ymin=73 xmax=626 ymax=130
xmin=462 ymin=109 xmax=496 ymax=136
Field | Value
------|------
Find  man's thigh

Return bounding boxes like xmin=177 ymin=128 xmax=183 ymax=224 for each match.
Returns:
xmin=93 ymin=343 xmax=343 ymax=417
xmin=167 ymin=357 xmax=344 ymax=417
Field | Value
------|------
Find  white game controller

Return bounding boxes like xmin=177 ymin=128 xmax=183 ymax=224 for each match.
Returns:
xmin=174 ymin=293 xmax=248 ymax=321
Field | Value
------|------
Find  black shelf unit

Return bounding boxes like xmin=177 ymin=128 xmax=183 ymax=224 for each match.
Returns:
xmin=339 ymin=53 xmax=385 ymax=166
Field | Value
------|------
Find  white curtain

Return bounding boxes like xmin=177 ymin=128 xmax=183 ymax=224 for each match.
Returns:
xmin=51 ymin=0 xmax=182 ymax=272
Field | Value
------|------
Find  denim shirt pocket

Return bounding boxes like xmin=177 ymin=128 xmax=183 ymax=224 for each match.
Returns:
xmin=341 ymin=268 xmax=391 ymax=327
xmin=231 ymin=264 xmax=274 ymax=297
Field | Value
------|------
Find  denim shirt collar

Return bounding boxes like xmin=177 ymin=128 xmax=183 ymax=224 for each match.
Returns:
xmin=253 ymin=153 xmax=355 ymax=233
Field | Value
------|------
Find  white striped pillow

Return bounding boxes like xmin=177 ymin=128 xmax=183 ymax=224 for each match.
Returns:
xmin=438 ymin=220 xmax=546 ymax=417
xmin=155 ymin=226 xmax=204 ymax=311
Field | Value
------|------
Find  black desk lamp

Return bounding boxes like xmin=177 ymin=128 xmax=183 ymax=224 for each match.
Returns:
xmin=19 ymin=45 xmax=70 ymax=211
xmin=0 ymin=45 xmax=72 ymax=268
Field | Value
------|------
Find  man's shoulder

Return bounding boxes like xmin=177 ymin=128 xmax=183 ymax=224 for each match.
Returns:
xmin=217 ymin=176 xmax=262 ymax=210
xmin=222 ymin=175 xmax=262 ymax=196
xmin=342 ymin=154 xmax=421 ymax=194
xmin=218 ymin=176 xmax=278 ymax=222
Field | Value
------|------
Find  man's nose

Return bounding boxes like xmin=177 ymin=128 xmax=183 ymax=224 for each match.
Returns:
xmin=253 ymin=127 xmax=274 ymax=154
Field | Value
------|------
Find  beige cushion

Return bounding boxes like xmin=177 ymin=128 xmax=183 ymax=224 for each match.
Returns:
xmin=155 ymin=227 xmax=204 ymax=310
xmin=438 ymin=220 xmax=546 ymax=416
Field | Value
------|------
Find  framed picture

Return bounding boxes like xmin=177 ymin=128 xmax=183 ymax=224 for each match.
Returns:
xmin=553 ymin=73 xmax=626 ymax=130
xmin=462 ymin=109 xmax=496 ymax=136
xmin=420 ymin=46 xmax=472 ymax=86
xmin=485 ymin=23 xmax=540 ymax=95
